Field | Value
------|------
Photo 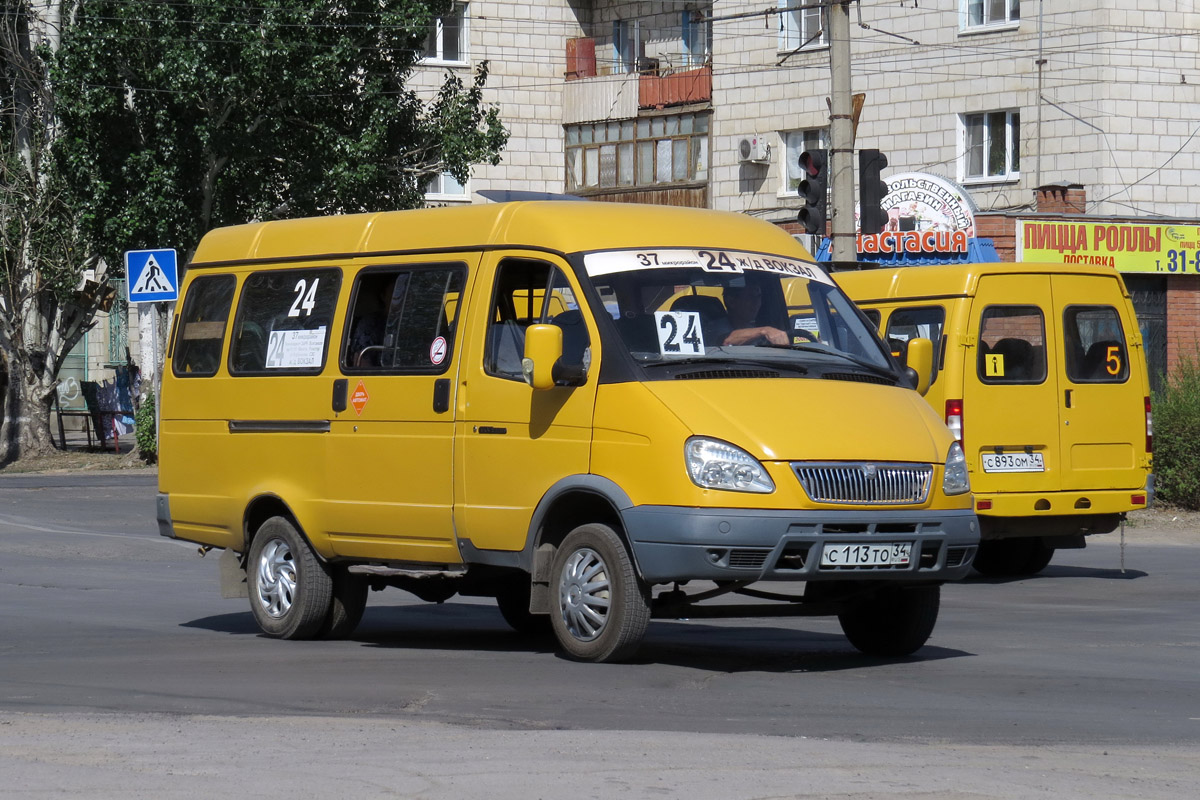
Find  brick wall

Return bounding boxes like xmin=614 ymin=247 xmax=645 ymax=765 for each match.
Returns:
xmin=1167 ymin=276 xmax=1200 ymax=373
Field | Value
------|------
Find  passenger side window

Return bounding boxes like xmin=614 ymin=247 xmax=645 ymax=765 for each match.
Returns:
xmin=486 ymin=259 xmax=588 ymax=382
xmin=341 ymin=266 xmax=465 ymax=373
xmin=1063 ymin=306 xmax=1129 ymax=383
xmin=978 ymin=306 xmax=1047 ymax=384
xmin=885 ymin=306 xmax=945 ymax=384
xmin=230 ymin=268 xmax=342 ymax=375
xmin=172 ymin=275 xmax=235 ymax=377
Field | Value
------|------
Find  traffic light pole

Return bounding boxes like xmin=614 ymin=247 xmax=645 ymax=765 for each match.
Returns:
xmin=828 ymin=1 xmax=856 ymax=262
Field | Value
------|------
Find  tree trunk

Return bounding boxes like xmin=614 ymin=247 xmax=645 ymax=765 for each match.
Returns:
xmin=0 ymin=347 xmax=58 ymax=463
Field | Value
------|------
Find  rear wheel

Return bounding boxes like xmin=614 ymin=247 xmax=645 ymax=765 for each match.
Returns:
xmin=973 ymin=538 xmax=1055 ymax=577
xmin=550 ymin=523 xmax=650 ymax=663
xmin=247 ymin=516 xmax=332 ymax=640
xmin=495 ymin=577 xmax=552 ymax=636
xmin=838 ymin=584 xmax=940 ymax=657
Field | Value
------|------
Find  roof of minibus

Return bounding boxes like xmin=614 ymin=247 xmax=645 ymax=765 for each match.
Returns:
xmin=833 ymin=261 xmax=1130 ymax=302
xmin=188 ymin=201 xmax=814 ymax=267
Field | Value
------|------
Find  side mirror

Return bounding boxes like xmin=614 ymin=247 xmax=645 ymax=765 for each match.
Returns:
xmin=522 ymin=324 xmax=562 ymax=391
xmin=904 ymin=337 xmax=934 ymax=396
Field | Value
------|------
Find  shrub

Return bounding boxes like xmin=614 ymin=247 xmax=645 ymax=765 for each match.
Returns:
xmin=134 ymin=392 xmax=157 ymax=463
xmin=1152 ymin=355 xmax=1200 ymax=509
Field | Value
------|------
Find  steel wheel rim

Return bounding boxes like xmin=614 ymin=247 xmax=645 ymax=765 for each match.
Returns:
xmin=255 ymin=538 xmax=296 ymax=619
xmin=558 ymin=546 xmax=612 ymax=642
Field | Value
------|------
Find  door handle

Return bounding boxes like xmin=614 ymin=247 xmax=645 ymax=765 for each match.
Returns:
xmin=332 ymin=379 xmax=348 ymax=413
xmin=1064 ymin=388 xmax=1072 ymax=409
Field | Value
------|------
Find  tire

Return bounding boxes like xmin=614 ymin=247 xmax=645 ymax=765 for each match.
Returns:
xmin=838 ymin=584 xmax=940 ymax=657
xmin=247 ymin=516 xmax=333 ymax=640
xmin=495 ymin=577 xmax=552 ymax=637
xmin=973 ymin=539 xmax=1054 ymax=577
xmin=550 ymin=523 xmax=650 ymax=663
xmin=319 ymin=569 xmax=369 ymax=640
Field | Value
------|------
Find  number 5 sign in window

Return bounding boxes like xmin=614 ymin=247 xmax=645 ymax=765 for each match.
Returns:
xmin=230 ymin=268 xmax=342 ymax=374
xmin=654 ymin=310 xmax=705 ymax=356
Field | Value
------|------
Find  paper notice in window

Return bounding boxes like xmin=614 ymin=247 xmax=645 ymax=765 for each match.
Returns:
xmin=265 ymin=327 xmax=327 ymax=369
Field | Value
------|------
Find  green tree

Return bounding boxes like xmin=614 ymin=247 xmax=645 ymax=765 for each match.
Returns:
xmin=2 ymin=1 xmax=108 ymax=461
xmin=1 ymin=0 xmax=507 ymax=461
xmin=53 ymin=0 xmax=507 ymax=266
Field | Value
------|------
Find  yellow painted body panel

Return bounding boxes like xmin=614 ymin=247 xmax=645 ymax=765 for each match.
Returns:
xmin=161 ymin=202 xmax=972 ymax=569
xmin=836 ymin=262 xmax=1152 ymax=526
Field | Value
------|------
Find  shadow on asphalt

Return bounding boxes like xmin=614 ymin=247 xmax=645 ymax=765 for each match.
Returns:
xmin=182 ymin=601 xmax=972 ymax=673
xmin=964 ymin=564 xmax=1148 ymax=585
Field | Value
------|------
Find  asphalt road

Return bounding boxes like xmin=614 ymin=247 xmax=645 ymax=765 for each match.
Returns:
xmin=1 ymin=470 xmax=1197 ymax=798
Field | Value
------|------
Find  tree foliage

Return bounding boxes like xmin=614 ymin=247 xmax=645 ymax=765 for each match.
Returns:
xmin=2 ymin=0 xmax=107 ymax=461
xmin=52 ymin=0 xmax=508 ymax=266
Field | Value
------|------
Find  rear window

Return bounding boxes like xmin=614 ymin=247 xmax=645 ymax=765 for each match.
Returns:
xmin=1063 ymin=306 xmax=1129 ymax=383
xmin=172 ymin=275 xmax=235 ymax=377
xmin=978 ymin=306 xmax=1047 ymax=384
xmin=230 ymin=268 xmax=342 ymax=375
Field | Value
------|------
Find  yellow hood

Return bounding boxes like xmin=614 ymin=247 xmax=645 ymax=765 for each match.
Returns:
xmin=644 ymin=378 xmax=953 ymax=464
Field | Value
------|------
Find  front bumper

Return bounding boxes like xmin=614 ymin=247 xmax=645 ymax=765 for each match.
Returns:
xmin=621 ymin=505 xmax=979 ymax=584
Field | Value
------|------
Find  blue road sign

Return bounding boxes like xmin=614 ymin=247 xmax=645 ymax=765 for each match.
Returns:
xmin=125 ymin=249 xmax=179 ymax=303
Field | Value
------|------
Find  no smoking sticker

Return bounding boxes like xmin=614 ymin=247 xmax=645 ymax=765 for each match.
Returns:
xmin=430 ymin=336 xmax=447 ymax=366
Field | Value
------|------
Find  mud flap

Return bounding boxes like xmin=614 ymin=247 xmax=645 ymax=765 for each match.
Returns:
xmin=219 ymin=548 xmax=249 ymax=599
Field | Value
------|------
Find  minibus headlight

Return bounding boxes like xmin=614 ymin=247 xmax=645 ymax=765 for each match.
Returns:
xmin=685 ymin=437 xmax=775 ymax=493
xmin=943 ymin=441 xmax=970 ymax=495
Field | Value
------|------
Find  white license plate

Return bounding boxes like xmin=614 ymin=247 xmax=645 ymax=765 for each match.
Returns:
xmin=982 ymin=452 xmax=1045 ymax=473
xmin=820 ymin=542 xmax=912 ymax=568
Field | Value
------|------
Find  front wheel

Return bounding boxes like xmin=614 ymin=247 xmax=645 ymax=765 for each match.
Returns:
xmin=550 ymin=523 xmax=650 ymax=663
xmin=838 ymin=584 xmax=940 ymax=657
xmin=247 ymin=516 xmax=332 ymax=640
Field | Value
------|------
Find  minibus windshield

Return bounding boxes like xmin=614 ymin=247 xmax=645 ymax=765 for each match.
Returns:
xmin=582 ymin=248 xmax=894 ymax=379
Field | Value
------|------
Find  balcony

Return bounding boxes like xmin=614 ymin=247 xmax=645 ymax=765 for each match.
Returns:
xmin=564 ymin=37 xmax=711 ymax=124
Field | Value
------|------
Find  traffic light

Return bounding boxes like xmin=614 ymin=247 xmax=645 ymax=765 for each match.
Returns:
xmin=859 ymin=149 xmax=889 ymax=235
xmin=797 ymin=149 xmax=828 ymax=236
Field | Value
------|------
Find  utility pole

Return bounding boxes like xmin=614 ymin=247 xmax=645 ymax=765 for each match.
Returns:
xmin=828 ymin=1 xmax=856 ymax=261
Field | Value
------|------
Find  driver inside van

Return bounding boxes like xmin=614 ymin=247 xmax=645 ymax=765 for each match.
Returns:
xmin=722 ymin=283 xmax=790 ymax=346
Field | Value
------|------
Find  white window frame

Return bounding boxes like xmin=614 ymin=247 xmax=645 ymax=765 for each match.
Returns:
xmin=425 ymin=170 xmax=469 ymax=202
xmin=613 ymin=19 xmax=642 ymax=74
xmin=778 ymin=0 xmax=827 ymax=52
xmin=779 ymin=128 xmax=828 ymax=196
xmin=960 ymin=110 xmax=1020 ymax=184
xmin=681 ymin=10 xmax=712 ymax=69
xmin=423 ymin=2 xmax=468 ymax=65
xmin=960 ymin=0 xmax=1020 ymax=34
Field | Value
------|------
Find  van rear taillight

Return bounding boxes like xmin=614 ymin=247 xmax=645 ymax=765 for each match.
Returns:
xmin=945 ymin=399 xmax=964 ymax=444
xmin=1145 ymin=396 xmax=1153 ymax=454
xmin=1131 ymin=494 xmax=1147 ymax=506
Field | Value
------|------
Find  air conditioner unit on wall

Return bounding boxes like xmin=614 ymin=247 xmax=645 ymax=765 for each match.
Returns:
xmin=738 ymin=135 xmax=771 ymax=164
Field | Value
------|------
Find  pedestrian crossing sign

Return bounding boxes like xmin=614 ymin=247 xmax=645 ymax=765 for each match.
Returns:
xmin=125 ymin=249 xmax=179 ymax=303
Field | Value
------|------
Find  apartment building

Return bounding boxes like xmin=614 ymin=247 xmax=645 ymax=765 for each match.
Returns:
xmin=77 ymin=1 xmax=1193 ymax=435
xmin=418 ymin=0 xmax=1198 ymax=384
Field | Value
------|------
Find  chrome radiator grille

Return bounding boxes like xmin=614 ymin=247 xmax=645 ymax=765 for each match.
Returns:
xmin=792 ymin=462 xmax=933 ymax=505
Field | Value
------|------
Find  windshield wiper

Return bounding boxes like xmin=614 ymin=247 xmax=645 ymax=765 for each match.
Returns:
xmin=640 ymin=355 xmax=807 ymax=374
xmin=767 ymin=343 xmax=898 ymax=381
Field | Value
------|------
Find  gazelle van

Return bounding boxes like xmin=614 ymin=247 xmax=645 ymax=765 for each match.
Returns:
xmin=157 ymin=201 xmax=978 ymax=662
xmin=834 ymin=262 xmax=1153 ymax=576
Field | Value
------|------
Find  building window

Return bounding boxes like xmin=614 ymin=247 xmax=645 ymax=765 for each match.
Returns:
xmin=781 ymin=128 xmax=828 ymax=194
xmin=107 ymin=278 xmax=129 ymax=364
xmin=426 ymin=171 xmax=467 ymax=200
xmin=962 ymin=110 xmax=1020 ymax=182
xmin=681 ymin=11 xmax=712 ymax=69
xmin=962 ymin=0 xmax=1019 ymax=31
xmin=565 ymin=113 xmax=709 ymax=192
xmin=778 ymin=0 xmax=826 ymax=51
xmin=612 ymin=19 xmax=642 ymax=74
xmin=424 ymin=2 xmax=467 ymax=64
